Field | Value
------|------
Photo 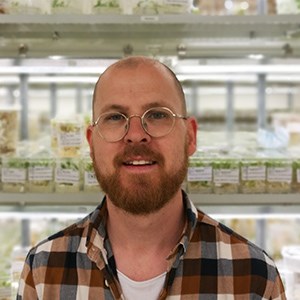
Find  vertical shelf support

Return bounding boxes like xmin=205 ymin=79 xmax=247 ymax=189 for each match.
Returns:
xmin=257 ymin=74 xmax=267 ymax=129
xmin=50 ymin=82 xmax=57 ymax=119
xmin=287 ymin=86 xmax=294 ymax=112
xmin=21 ymin=219 xmax=30 ymax=248
xmin=226 ymin=81 xmax=234 ymax=143
xmin=190 ymin=82 xmax=199 ymax=116
xmin=76 ymin=86 xmax=83 ymax=114
xmin=19 ymin=74 xmax=29 ymax=140
xmin=257 ymin=0 xmax=268 ymax=14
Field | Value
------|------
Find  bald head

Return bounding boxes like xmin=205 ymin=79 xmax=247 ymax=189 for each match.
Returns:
xmin=92 ymin=56 xmax=186 ymax=119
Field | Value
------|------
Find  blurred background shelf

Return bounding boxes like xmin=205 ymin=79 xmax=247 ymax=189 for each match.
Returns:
xmin=1 ymin=14 xmax=300 ymax=58
xmin=0 ymin=192 xmax=299 ymax=206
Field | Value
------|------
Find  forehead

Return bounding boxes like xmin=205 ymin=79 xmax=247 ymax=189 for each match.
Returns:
xmin=94 ymin=63 xmax=182 ymax=114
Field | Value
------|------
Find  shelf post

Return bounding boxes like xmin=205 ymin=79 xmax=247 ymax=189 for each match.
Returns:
xmin=287 ymin=87 xmax=294 ymax=112
xmin=226 ymin=81 xmax=235 ymax=143
xmin=50 ymin=82 xmax=57 ymax=119
xmin=257 ymin=0 xmax=267 ymax=14
xmin=190 ymin=82 xmax=199 ymax=116
xmin=76 ymin=86 xmax=83 ymax=114
xmin=21 ymin=219 xmax=30 ymax=248
xmin=257 ymin=74 xmax=267 ymax=129
xmin=19 ymin=74 xmax=29 ymax=140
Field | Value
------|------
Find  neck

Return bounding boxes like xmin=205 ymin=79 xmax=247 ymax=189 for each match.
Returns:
xmin=105 ymin=190 xmax=186 ymax=280
xmin=106 ymin=190 xmax=185 ymax=250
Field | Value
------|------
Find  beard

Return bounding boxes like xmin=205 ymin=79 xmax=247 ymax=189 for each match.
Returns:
xmin=91 ymin=142 xmax=189 ymax=216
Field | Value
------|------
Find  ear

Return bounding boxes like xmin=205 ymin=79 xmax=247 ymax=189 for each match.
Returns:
xmin=187 ymin=117 xmax=198 ymax=156
xmin=86 ymin=125 xmax=94 ymax=158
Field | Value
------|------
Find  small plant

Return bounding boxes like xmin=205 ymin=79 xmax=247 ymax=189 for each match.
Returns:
xmin=52 ymin=0 xmax=66 ymax=8
xmin=94 ymin=0 xmax=119 ymax=8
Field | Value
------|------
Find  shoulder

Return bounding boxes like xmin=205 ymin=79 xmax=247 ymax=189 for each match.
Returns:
xmin=194 ymin=209 xmax=277 ymax=270
xmin=25 ymin=212 xmax=93 ymax=269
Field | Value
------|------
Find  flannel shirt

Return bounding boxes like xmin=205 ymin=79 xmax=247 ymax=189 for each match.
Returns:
xmin=17 ymin=191 xmax=286 ymax=299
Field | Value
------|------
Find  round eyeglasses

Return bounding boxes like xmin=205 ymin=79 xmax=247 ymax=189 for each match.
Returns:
xmin=92 ymin=106 xmax=187 ymax=142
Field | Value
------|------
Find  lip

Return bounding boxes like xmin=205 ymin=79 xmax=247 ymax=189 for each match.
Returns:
xmin=122 ymin=158 xmax=157 ymax=172
xmin=124 ymin=159 xmax=155 ymax=166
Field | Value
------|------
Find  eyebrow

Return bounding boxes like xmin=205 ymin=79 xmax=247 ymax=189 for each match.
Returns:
xmin=99 ymin=101 xmax=173 ymax=114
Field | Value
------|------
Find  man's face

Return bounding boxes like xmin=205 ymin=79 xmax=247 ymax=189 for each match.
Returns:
xmin=87 ymin=63 xmax=197 ymax=215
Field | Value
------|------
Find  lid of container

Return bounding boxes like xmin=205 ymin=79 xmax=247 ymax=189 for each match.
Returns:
xmin=282 ymin=246 xmax=300 ymax=260
xmin=0 ymin=104 xmax=21 ymax=111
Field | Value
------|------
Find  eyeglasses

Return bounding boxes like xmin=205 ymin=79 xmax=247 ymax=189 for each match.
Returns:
xmin=92 ymin=106 xmax=187 ymax=142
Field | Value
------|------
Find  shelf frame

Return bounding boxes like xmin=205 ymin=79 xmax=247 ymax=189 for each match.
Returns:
xmin=1 ymin=14 xmax=300 ymax=58
xmin=0 ymin=192 xmax=299 ymax=206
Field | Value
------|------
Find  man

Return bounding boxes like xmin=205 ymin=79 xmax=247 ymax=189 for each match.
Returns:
xmin=17 ymin=56 xmax=286 ymax=299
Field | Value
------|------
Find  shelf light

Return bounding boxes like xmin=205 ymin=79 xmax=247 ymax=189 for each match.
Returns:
xmin=175 ymin=65 xmax=300 ymax=74
xmin=248 ymin=54 xmax=265 ymax=60
xmin=48 ymin=55 xmax=65 ymax=60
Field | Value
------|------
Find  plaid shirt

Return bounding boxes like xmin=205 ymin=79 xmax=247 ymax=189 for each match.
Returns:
xmin=17 ymin=191 xmax=286 ymax=299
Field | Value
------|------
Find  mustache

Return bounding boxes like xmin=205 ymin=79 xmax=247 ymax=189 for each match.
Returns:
xmin=114 ymin=145 xmax=164 ymax=166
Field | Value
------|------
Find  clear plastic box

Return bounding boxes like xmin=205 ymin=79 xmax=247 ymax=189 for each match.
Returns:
xmin=0 ymin=106 xmax=20 ymax=155
xmin=55 ymin=158 xmax=82 ymax=193
xmin=187 ymin=156 xmax=213 ymax=194
xmin=7 ymin=0 xmax=49 ymax=14
xmin=82 ymin=156 xmax=100 ymax=192
xmin=282 ymin=246 xmax=300 ymax=300
xmin=240 ymin=157 xmax=266 ymax=194
xmin=28 ymin=157 xmax=54 ymax=193
xmin=292 ymin=158 xmax=300 ymax=193
xmin=51 ymin=0 xmax=85 ymax=14
xmin=91 ymin=0 xmax=122 ymax=14
xmin=213 ymin=157 xmax=240 ymax=194
xmin=1 ymin=155 xmax=27 ymax=193
xmin=266 ymin=156 xmax=292 ymax=194
xmin=56 ymin=119 xmax=84 ymax=158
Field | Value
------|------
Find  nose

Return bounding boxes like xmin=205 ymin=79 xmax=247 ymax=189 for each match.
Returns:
xmin=124 ymin=115 xmax=151 ymax=144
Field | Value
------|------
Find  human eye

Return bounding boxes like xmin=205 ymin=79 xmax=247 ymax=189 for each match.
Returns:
xmin=146 ymin=109 xmax=170 ymax=120
xmin=102 ymin=112 xmax=125 ymax=123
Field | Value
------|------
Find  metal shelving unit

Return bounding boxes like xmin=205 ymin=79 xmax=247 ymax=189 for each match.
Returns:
xmin=0 ymin=13 xmax=299 ymax=210
xmin=0 ymin=192 xmax=299 ymax=209
xmin=0 ymin=14 xmax=300 ymax=58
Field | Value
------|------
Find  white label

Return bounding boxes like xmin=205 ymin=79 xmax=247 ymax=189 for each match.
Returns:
xmin=84 ymin=171 xmax=98 ymax=186
xmin=267 ymin=167 xmax=292 ymax=183
xmin=28 ymin=166 xmax=53 ymax=181
xmin=242 ymin=166 xmax=266 ymax=181
xmin=187 ymin=166 xmax=212 ymax=182
xmin=214 ymin=169 xmax=239 ymax=184
xmin=2 ymin=168 xmax=26 ymax=183
xmin=55 ymin=168 xmax=79 ymax=184
xmin=58 ymin=131 xmax=82 ymax=147
xmin=164 ymin=0 xmax=189 ymax=5
xmin=140 ymin=15 xmax=159 ymax=22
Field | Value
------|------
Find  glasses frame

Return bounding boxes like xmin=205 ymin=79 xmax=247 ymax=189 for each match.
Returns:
xmin=92 ymin=106 xmax=187 ymax=142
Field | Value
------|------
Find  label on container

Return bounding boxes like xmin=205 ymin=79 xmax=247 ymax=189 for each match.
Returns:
xmin=241 ymin=166 xmax=266 ymax=181
xmin=187 ymin=166 xmax=212 ymax=182
xmin=55 ymin=168 xmax=79 ymax=184
xmin=164 ymin=0 xmax=189 ymax=5
xmin=1 ymin=168 xmax=26 ymax=183
xmin=28 ymin=166 xmax=53 ymax=181
xmin=58 ymin=131 xmax=82 ymax=147
xmin=214 ymin=168 xmax=239 ymax=184
xmin=267 ymin=167 xmax=292 ymax=183
xmin=84 ymin=171 xmax=98 ymax=186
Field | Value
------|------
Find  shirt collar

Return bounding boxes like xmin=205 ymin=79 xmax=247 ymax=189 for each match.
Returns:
xmin=86 ymin=191 xmax=199 ymax=268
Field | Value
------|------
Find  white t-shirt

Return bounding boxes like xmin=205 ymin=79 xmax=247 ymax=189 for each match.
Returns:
xmin=117 ymin=270 xmax=167 ymax=300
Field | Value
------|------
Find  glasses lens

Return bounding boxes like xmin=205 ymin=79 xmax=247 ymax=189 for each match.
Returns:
xmin=143 ymin=108 xmax=175 ymax=137
xmin=97 ymin=112 xmax=127 ymax=141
